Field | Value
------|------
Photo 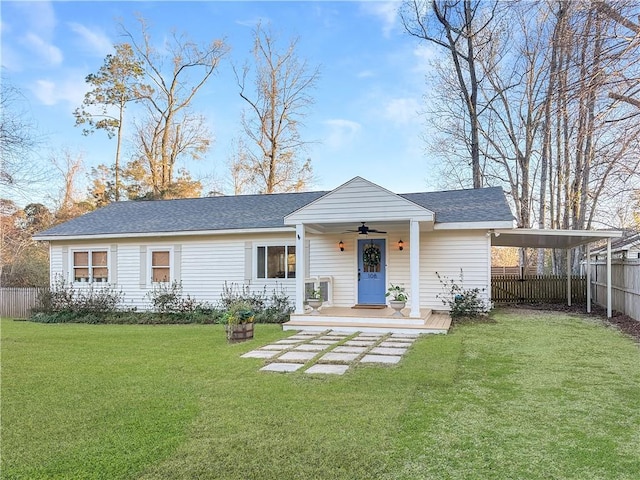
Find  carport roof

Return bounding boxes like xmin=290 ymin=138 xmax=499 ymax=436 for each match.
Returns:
xmin=492 ymin=228 xmax=623 ymax=249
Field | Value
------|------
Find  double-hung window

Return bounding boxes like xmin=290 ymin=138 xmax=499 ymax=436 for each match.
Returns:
xmin=150 ymin=249 xmax=172 ymax=283
xmin=73 ymin=250 xmax=108 ymax=283
xmin=256 ymin=245 xmax=296 ymax=279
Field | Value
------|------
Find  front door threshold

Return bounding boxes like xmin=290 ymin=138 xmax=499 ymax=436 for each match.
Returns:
xmin=351 ymin=304 xmax=386 ymax=309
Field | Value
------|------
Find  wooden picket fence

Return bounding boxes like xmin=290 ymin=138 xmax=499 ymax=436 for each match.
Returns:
xmin=491 ymin=275 xmax=586 ymax=304
xmin=0 ymin=288 xmax=45 ymax=319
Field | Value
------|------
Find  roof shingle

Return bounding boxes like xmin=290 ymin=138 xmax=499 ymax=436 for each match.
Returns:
xmin=35 ymin=186 xmax=514 ymax=238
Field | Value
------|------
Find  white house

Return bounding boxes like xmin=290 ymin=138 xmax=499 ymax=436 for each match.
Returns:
xmin=33 ymin=177 xmax=516 ymax=333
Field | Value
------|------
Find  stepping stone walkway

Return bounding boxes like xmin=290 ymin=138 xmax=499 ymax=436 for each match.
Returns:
xmin=240 ymin=330 xmax=420 ymax=375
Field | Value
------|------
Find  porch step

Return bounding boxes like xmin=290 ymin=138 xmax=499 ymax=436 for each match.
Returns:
xmin=289 ymin=313 xmax=428 ymax=326
xmin=282 ymin=320 xmax=448 ymax=335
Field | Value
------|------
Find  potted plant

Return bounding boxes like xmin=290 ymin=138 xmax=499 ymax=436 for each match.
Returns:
xmin=386 ymin=284 xmax=408 ymax=317
xmin=222 ymin=300 xmax=255 ymax=342
xmin=306 ymin=288 xmax=323 ymax=315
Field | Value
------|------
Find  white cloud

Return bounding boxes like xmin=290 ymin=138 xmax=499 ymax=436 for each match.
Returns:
xmin=357 ymin=70 xmax=375 ymax=79
xmin=68 ymin=22 xmax=113 ymax=57
xmin=23 ymin=32 xmax=63 ymax=66
xmin=16 ymin=0 xmax=57 ymax=37
xmin=383 ymin=97 xmax=421 ymax=125
xmin=31 ymin=75 xmax=88 ymax=107
xmin=324 ymin=119 xmax=362 ymax=149
xmin=360 ymin=1 xmax=401 ymax=38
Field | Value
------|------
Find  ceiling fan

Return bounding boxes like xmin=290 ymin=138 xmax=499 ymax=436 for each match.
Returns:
xmin=345 ymin=222 xmax=387 ymax=235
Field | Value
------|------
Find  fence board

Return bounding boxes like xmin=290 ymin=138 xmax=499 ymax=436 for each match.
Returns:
xmin=0 ymin=288 xmax=44 ymax=319
xmin=492 ymin=275 xmax=586 ymax=304
xmin=590 ymin=259 xmax=639 ymax=321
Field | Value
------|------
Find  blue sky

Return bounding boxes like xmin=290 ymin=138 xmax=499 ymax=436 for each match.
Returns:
xmin=2 ymin=1 xmax=440 ymax=205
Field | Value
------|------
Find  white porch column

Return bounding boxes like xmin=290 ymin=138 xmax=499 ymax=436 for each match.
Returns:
xmin=586 ymin=244 xmax=591 ymax=313
xmin=607 ymin=237 xmax=612 ymax=318
xmin=295 ymin=223 xmax=306 ymax=315
xmin=409 ymin=219 xmax=421 ymax=318
xmin=567 ymin=249 xmax=572 ymax=307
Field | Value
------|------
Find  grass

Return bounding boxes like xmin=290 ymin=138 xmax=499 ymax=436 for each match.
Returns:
xmin=1 ymin=309 xmax=639 ymax=479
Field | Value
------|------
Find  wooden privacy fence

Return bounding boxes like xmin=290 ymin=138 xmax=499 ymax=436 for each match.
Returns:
xmin=590 ymin=259 xmax=639 ymax=321
xmin=0 ymin=288 xmax=44 ymax=319
xmin=492 ymin=275 xmax=586 ymax=304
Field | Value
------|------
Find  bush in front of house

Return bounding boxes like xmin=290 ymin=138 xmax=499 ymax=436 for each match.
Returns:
xmin=436 ymin=270 xmax=491 ymax=319
xmin=219 ymin=282 xmax=293 ymax=324
xmin=31 ymin=279 xmax=293 ymax=324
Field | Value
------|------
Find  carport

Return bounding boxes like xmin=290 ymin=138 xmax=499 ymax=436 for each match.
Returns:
xmin=491 ymin=229 xmax=623 ymax=318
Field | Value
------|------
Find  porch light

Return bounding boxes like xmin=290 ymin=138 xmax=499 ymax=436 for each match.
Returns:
xmin=339 ymin=240 xmax=344 ymax=252
xmin=398 ymin=239 xmax=404 ymax=251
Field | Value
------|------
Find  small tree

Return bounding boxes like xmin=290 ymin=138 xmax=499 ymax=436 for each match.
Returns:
xmin=74 ymin=44 xmax=145 ymax=201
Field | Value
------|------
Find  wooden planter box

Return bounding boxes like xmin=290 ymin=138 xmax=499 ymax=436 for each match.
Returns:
xmin=226 ymin=323 xmax=254 ymax=342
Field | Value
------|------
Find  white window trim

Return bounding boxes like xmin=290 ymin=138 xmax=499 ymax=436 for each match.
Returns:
xmin=69 ymin=247 xmax=110 ymax=284
xmin=147 ymin=246 xmax=174 ymax=286
xmin=254 ymin=243 xmax=297 ymax=281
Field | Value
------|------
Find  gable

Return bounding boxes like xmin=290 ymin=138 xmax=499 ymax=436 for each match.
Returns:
xmin=284 ymin=177 xmax=434 ymax=225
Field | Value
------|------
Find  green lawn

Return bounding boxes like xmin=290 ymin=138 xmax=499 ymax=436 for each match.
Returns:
xmin=2 ymin=310 xmax=639 ymax=479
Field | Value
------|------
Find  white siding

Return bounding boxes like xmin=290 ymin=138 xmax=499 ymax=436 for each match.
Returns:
xmin=420 ymin=230 xmax=491 ymax=311
xmin=285 ymin=177 xmax=433 ymax=224
xmin=48 ymin=228 xmax=490 ymax=312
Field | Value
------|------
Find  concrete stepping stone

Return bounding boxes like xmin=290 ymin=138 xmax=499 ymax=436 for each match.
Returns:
xmin=310 ymin=340 xmax=339 ymax=345
xmin=261 ymin=363 xmax=304 ymax=372
xmin=318 ymin=352 xmax=359 ymax=363
xmin=275 ymin=339 xmax=302 ymax=344
xmin=287 ymin=335 xmax=316 ymax=340
xmin=358 ymin=333 xmax=384 ymax=338
xmin=325 ymin=331 xmax=347 ymax=336
xmin=390 ymin=333 xmax=418 ymax=339
xmin=333 ymin=346 xmax=368 ymax=354
xmin=361 ymin=354 xmax=402 ymax=364
xmin=242 ymin=350 xmax=280 ymax=359
xmin=370 ymin=346 xmax=408 ymax=356
xmin=306 ymin=364 xmax=349 ymax=375
xmin=278 ymin=351 xmax=318 ymax=362
xmin=345 ymin=340 xmax=376 ymax=347
xmin=259 ymin=344 xmax=290 ymax=351
xmin=293 ymin=344 xmax=328 ymax=352
xmin=378 ymin=341 xmax=413 ymax=348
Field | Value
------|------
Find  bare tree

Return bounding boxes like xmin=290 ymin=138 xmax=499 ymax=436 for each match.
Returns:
xmin=402 ymin=0 xmax=499 ymax=188
xmin=121 ymin=16 xmax=228 ymax=199
xmin=49 ymin=148 xmax=89 ymax=222
xmin=0 ymin=81 xmax=44 ymax=196
xmin=234 ymin=24 xmax=319 ymax=194
xmin=74 ymin=43 xmax=145 ymax=201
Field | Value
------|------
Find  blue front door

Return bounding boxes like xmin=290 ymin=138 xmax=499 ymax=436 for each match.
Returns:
xmin=357 ymin=238 xmax=386 ymax=304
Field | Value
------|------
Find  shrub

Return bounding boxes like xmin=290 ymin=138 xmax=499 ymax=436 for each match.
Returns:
xmin=146 ymin=281 xmax=213 ymax=314
xmin=220 ymin=282 xmax=293 ymax=324
xmin=35 ymin=275 xmax=124 ymax=315
xmin=436 ymin=270 xmax=490 ymax=319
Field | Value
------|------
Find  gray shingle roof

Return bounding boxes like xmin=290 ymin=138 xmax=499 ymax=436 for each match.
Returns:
xmin=35 ymin=186 xmax=513 ymax=238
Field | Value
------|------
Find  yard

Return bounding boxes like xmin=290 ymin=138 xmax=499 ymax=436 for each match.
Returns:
xmin=2 ymin=309 xmax=639 ymax=479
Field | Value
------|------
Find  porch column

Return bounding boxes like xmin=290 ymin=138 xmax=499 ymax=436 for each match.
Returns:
xmin=295 ymin=223 xmax=306 ymax=315
xmin=567 ymin=248 xmax=572 ymax=307
xmin=409 ymin=219 xmax=420 ymax=318
xmin=607 ymin=237 xmax=612 ymax=318
xmin=586 ymin=244 xmax=591 ymax=313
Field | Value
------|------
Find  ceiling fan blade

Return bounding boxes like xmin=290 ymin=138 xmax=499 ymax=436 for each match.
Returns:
xmin=368 ymin=229 xmax=387 ymax=234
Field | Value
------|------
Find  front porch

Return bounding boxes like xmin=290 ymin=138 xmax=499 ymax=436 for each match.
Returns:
xmin=283 ymin=306 xmax=451 ymax=334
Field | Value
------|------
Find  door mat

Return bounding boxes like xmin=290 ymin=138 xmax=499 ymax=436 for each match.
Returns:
xmin=351 ymin=304 xmax=387 ymax=309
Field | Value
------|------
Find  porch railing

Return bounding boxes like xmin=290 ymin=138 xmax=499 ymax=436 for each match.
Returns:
xmin=305 ymin=276 xmax=333 ymax=305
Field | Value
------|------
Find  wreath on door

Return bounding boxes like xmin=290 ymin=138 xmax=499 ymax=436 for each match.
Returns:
xmin=363 ymin=244 xmax=381 ymax=268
